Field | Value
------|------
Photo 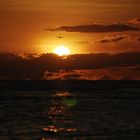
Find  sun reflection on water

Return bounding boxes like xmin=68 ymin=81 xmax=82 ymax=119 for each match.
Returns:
xmin=41 ymin=91 xmax=78 ymax=139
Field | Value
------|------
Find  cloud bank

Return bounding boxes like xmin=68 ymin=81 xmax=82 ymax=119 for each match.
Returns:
xmin=0 ymin=52 xmax=140 ymax=80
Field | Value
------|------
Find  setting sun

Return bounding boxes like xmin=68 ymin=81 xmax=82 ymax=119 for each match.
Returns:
xmin=53 ymin=46 xmax=71 ymax=56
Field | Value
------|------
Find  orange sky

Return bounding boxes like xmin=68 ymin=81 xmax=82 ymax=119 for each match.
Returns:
xmin=0 ymin=0 xmax=140 ymax=54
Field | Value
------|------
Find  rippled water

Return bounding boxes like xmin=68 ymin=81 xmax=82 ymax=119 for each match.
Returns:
xmin=0 ymin=81 xmax=140 ymax=140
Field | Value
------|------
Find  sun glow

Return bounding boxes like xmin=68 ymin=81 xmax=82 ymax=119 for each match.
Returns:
xmin=53 ymin=46 xmax=71 ymax=56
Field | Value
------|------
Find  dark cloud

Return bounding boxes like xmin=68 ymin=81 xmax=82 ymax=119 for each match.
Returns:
xmin=128 ymin=18 xmax=140 ymax=24
xmin=43 ymin=70 xmax=82 ymax=80
xmin=45 ymin=24 xmax=138 ymax=33
xmin=98 ymin=35 xmax=126 ymax=43
xmin=111 ymin=68 xmax=120 ymax=71
xmin=138 ymin=38 xmax=140 ymax=42
xmin=0 ymin=52 xmax=140 ymax=79
xmin=119 ymin=76 xmax=132 ymax=80
xmin=132 ymin=66 xmax=140 ymax=71
xmin=95 ymin=74 xmax=138 ymax=80
xmin=0 ymin=53 xmax=60 ymax=80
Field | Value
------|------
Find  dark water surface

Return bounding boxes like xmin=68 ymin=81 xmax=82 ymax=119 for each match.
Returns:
xmin=0 ymin=81 xmax=140 ymax=140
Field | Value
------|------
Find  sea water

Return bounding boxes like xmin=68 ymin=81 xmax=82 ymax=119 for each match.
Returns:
xmin=0 ymin=81 xmax=140 ymax=140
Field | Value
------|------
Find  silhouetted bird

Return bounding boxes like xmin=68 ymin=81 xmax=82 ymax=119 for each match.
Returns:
xmin=58 ymin=36 xmax=64 ymax=39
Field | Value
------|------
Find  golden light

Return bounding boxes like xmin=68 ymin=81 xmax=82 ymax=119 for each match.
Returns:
xmin=53 ymin=46 xmax=71 ymax=56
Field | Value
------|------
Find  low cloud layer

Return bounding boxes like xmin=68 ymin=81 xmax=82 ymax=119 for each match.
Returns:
xmin=45 ymin=24 xmax=138 ymax=33
xmin=43 ymin=71 xmax=83 ymax=80
xmin=0 ymin=52 xmax=140 ymax=80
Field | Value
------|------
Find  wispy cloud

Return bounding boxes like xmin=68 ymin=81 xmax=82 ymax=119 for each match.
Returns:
xmin=98 ymin=35 xmax=127 ymax=43
xmin=78 ymin=41 xmax=89 ymax=44
xmin=45 ymin=24 xmax=138 ymax=33
xmin=94 ymin=74 xmax=114 ymax=80
xmin=128 ymin=18 xmax=140 ymax=24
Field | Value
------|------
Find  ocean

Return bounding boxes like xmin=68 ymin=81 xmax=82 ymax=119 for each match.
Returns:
xmin=0 ymin=81 xmax=140 ymax=140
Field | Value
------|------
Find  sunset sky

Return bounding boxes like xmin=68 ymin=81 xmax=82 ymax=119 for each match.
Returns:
xmin=0 ymin=0 xmax=140 ymax=80
xmin=1 ymin=0 xmax=140 ymax=53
